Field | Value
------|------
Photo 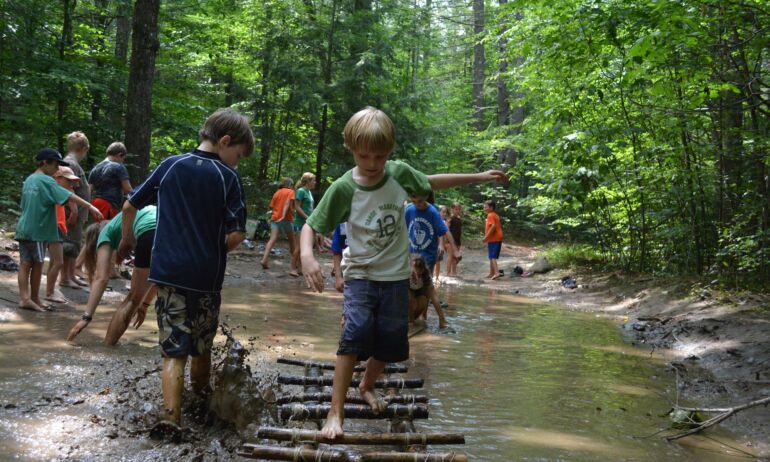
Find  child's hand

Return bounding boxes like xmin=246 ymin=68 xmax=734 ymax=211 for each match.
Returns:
xmin=132 ymin=305 xmax=147 ymax=329
xmin=335 ymin=275 xmax=344 ymax=293
xmin=90 ymin=205 xmax=104 ymax=222
xmin=480 ymin=170 xmax=508 ymax=184
xmin=116 ymin=235 xmax=136 ymax=262
xmin=301 ymin=255 xmax=325 ymax=292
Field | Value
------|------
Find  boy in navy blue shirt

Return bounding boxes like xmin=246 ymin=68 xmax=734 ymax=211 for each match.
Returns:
xmin=118 ymin=109 xmax=253 ymax=426
xmin=405 ymin=195 xmax=452 ymax=328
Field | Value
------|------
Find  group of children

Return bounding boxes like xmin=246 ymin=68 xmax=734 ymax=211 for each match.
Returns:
xmin=14 ymin=106 xmax=506 ymax=440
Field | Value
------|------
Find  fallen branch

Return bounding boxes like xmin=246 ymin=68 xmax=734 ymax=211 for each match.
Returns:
xmin=665 ymin=396 xmax=770 ymax=441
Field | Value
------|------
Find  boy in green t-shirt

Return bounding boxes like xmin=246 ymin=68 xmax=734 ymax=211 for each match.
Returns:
xmin=300 ymin=107 xmax=506 ymax=439
xmin=15 ymin=148 xmax=103 ymax=312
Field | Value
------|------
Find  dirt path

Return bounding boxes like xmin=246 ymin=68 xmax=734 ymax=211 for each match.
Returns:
xmin=0 ymin=234 xmax=768 ymax=458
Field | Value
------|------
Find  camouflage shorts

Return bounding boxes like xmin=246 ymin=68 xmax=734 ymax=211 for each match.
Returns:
xmin=155 ymin=285 xmax=220 ymax=358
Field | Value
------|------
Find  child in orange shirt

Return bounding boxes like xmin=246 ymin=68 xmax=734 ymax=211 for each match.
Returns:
xmin=482 ymin=199 xmax=503 ymax=280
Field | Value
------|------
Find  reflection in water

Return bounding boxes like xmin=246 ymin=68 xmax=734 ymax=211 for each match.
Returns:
xmin=0 ymin=283 xmax=757 ymax=461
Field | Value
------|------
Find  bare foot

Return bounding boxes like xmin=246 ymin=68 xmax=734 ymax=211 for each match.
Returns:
xmin=288 ymin=271 xmax=299 ymax=278
xmin=260 ymin=260 xmax=269 ymax=270
xmin=491 ymin=274 xmax=500 ymax=281
xmin=19 ymin=300 xmax=45 ymax=312
xmin=44 ymin=293 xmax=70 ymax=304
xmin=320 ymin=414 xmax=344 ymax=439
xmin=359 ymin=387 xmax=387 ymax=414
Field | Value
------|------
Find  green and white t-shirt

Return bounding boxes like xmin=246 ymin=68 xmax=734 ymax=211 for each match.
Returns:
xmin=97 ymin=205 xmax=157 ymax=249
xmin=307 ymin=160 xmax=431 ymax=281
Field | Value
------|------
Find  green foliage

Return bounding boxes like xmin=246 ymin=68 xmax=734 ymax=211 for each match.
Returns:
xmin=542 ymin=243 xmax=609 ymax=270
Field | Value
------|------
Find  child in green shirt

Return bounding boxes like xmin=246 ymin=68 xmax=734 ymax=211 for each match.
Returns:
xmin=300 ymin=107 xmax=506 ymax=439
xmin=16 ymin=148 xmax=102 ymax=311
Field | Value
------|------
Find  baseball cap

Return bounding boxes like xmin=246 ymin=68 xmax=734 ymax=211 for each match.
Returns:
xmin=55 ymin=166 xmax=80 ymax=181
xmin=35 ymin=148 xmax=68 ymax=165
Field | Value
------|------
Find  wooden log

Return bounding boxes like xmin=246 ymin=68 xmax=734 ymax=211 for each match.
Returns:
xmin=276 ymin=393 xmax=428 ymax=405
xmin=280 ymin=403 xmax=428 ymax=421
xmin=254 ymin=427 xmax=465 ymax=445
xmin=278 ymin=358 xmax=408 ymax=373
xmin=278 ymin=375 xmax=423 ymax=389
xmin=239 ymin=445 xmax=467 ymax=462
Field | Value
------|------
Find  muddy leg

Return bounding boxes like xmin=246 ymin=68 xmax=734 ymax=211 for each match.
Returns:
xmin=359 ymin=358 xmax=387 ymax=413
xmin=161 ymin=356 xmax=187 ymax=424
xmin=321 ymin=354 xmax=356 ymax=439
xmin=190 ymin=352 xmax=212 ymax=395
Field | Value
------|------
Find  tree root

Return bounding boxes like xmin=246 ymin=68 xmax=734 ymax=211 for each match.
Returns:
xmin=665 ymin=396 xmax=770 ymax=441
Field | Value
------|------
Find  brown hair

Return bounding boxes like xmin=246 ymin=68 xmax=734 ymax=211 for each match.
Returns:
xmin=484 ymin=199 xmax=496 ymax=211
xmin=199 ymin=109 xmax=255 ymax=157
xmin=82 ymin=222 xmax=109 ymax=282
xmin=343 ymin=107 xmax=395 ymax=154
xmin=66 ymin=131 xmax=90 ymax=152
xmin=106 ymin=141 xmax=127 ymax=157
xmin=410 ymin=255 xmax=432 ymax=287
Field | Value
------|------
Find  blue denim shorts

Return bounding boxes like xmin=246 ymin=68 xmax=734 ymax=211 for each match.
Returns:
xmin=339 ymin=279 xmax=409 ymax=363
xmin=487 ymin=241 xmax=502 ymax=260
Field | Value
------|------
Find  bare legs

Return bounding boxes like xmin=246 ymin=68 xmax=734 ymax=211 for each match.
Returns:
xmin=321 ymin=355 xmax=387 ymax=439
xmin=489 ymin=258 xmax=499 ymax=280
xmin=45 ymin=242 xmax=68 ymax=303
xmin=18 ymin=261 xmax=45 ymax=311
xmin=261 ymin=225 xmax=299 ymax=276
xmin=161 ymin=353 xmax=212 ymax=425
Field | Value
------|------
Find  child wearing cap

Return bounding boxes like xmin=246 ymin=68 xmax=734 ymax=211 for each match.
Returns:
xmin=46 ymin=166 xmax=82 ymax=304
xmin=53 ymin=166 xmax=84 ymax=293
xmin=15 ymin=149 xmax=103 ymax=311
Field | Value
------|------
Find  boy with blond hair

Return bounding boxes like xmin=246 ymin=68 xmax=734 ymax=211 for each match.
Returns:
xmin=118 ymin=109 xmax=253 ymax=427
xmin=63 ymin=131 xmax=91 ymax=287
xmin=16 ymin=149 xmax=102 ymax=311
xmin=300 ymin=106 xmax=506 ymax=438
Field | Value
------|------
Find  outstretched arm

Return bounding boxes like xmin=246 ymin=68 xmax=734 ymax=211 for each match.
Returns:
xmin=67 ymin=245 xmax=113 ymax=341
xmin=68 ymin=193 xmax=104 ymax=221
xmin=428 ymin=170 xmax=507 ymax=191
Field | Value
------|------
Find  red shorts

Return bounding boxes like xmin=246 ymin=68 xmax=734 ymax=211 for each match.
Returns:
xmin=92 ymin=198 xmax=118 ymax=222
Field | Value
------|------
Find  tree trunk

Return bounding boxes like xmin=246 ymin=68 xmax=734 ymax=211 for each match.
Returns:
xmin=472 ymin=0 xmax=485 ymax=131
xmin=315 ymin=0 xmax=338 ymax=184
xmin=124 ymin=0 xmax=161 ymax=184
xmin=256 ymin=4 xmax=273 ymax=184
xmin=108 ymin=0 xmax=131 ymax=136
xmin=57 ymin=0 xmax=74 ymax=153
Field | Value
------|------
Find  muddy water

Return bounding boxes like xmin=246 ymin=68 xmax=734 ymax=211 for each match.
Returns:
xmin=0 ymin=283 xmax=755 ymax=461
xmin=223 ymin=284 xmax=754 ymax=461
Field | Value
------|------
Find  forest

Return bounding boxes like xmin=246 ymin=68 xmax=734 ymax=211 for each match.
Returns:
xmin=1 ymin=0 xmax=769 ymax=287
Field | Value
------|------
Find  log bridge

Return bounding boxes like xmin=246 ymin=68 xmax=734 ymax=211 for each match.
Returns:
xmin=239 ymin=357 xmax=468 ymax=462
